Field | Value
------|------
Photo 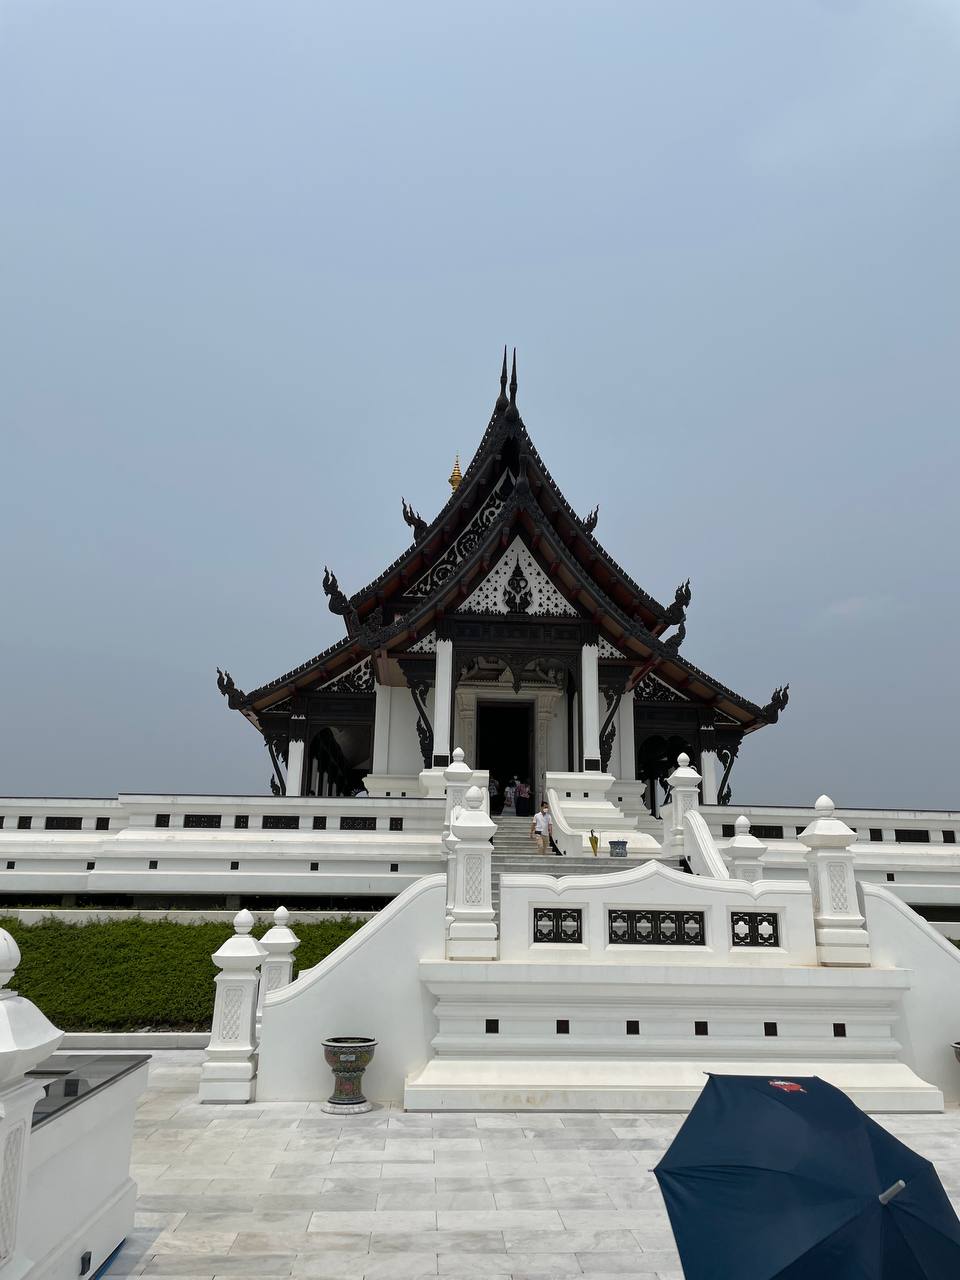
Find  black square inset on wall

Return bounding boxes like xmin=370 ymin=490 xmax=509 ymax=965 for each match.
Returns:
xmin=695 ymin=1021 xmax=708 ymax=1036
xmin=626 ymin=1020 xmax=640 ymax=1036
xmin=485 ymin=1018 xmax=499 ymax=1034
xmin=764 ymin=1021 xmax=778 ymax=1037
xmin=556 ymin=1019 xmax=570 ymax=1035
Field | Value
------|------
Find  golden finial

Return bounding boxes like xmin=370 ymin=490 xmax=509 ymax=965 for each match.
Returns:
xmin=448 ymin=454 xmax=462 ymax=491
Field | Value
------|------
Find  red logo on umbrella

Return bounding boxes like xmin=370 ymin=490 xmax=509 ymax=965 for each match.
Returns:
xmin=769 ymin=1080 xmax=806 ymax=1093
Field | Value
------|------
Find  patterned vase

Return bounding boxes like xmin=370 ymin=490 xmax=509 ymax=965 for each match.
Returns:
xmin=609 ymin=840 xmax=628 ymax=858
xmin=321 ymin=1037 xmax=378 ymax=1114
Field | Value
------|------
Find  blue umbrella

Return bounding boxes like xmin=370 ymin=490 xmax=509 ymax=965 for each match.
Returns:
xmin=654 ymin=1074 xmax=960 ymax=1280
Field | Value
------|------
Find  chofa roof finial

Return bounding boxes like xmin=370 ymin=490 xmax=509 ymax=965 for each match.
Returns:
xmin=505 ymin=348 xmax=519 ymax=420
xmin=495 ymin=346 xmax=509 ymax=412
xmin=448 ymin=455 xmax=463 ymax=491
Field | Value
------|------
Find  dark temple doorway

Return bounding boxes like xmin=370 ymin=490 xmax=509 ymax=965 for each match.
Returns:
xmin=476 ymin=701 xmax=534 ymax=814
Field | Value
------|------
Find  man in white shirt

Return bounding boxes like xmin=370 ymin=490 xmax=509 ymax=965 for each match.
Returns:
xmin=530 ymin=802 xmax=553 ymax=855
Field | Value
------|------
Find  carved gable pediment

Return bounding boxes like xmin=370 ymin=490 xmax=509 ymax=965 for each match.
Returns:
xmin=457 ymin=537 xmax=578 ymax=618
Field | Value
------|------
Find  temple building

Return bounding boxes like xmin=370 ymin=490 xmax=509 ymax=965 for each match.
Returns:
xmin=220 ymin=352 xmax=790 ymax=815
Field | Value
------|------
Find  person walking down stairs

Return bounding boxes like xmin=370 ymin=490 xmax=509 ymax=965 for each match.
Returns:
xmin=530 ymin=802 xmax=554 ymax=855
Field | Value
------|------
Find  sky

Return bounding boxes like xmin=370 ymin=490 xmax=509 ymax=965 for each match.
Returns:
xmin=1 ymin=0 xmax=959 ymax=808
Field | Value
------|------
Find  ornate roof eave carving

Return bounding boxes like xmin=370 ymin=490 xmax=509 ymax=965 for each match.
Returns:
xmin=239 ymin=491 xmax=767 ymax=727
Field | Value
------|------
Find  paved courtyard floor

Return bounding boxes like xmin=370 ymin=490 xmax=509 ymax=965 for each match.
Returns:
xmin=107 ymin=1052 xmax=960 ymax=1280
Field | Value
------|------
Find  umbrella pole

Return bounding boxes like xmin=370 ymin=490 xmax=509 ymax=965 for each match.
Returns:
xmin=878 ymin=1180 xmax=906 ymax=1205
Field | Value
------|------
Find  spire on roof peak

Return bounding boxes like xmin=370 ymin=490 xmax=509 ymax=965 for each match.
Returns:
xmin=505 ymin=348 xmax=519 ymax=421
xmin=448 ymin=454 xmax=463 ymax=491
xmin=494 ymin=346 xmax=509 ymax=412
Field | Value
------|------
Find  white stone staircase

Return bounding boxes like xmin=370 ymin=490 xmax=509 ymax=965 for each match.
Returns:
xmin=491 ymin=815 xmax=537 ymax=856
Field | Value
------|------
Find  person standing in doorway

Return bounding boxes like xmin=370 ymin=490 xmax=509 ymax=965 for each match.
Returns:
xmin=503 ymin=778 xmax=516 ymax=814
xmin=530 ymin=801 xmax=553 ymax=855
xmin=515 ymin=778 xmax=531 ymax=817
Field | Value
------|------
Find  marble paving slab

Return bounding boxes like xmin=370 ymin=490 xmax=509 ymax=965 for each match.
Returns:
xmin=103 ymin=1051 xmax=960 ymax=1280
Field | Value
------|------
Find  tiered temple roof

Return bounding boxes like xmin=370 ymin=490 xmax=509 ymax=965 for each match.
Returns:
xmin=222 ymin=352 xmax=787 ymax=738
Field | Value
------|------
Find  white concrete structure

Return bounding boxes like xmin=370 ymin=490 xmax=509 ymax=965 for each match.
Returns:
xmin=250 ymin=752 xmax=960 ymax=1115
xmin=0 ymin=928 xmax=146 ymax=1280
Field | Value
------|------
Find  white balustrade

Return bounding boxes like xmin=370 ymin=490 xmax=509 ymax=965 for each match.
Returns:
xmin=446 ymin=786 xmax=498 ymax=961
xmin=256 ymin=906 xmax=300 ymax=1032
xmin=200 ymin=909 xmax=267 ymax=1103
xmin=799 ymin=795 xmax=871 ymax=966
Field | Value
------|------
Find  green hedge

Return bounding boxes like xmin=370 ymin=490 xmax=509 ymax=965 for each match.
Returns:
xmin=0 ymin=916 xmax=366 ymax=1032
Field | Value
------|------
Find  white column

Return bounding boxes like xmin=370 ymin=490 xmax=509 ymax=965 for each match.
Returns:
xmin=580 ymin=643 xmax=601 ymax=770
xmin=286 ymin=738 xmax=305 ymax=798
xmin=617 ymin=688 xmax=636 ymax=779
xmin=433 ymin=639 xmax=454 ymax=766
xmin=700 ymin=751 xmax=719 ymax=804
xmin=257 ymin=906 xmax=300 ymax=1031
xmin=447 ymin=786 xmax=498 ymax=960
xmin=200 ymin=910 xmax=267 ymax=1103
xmin=372 ymin=682 xmax=392 ymax=775
xmin=799 ymin=795 xmax=871 ymax=967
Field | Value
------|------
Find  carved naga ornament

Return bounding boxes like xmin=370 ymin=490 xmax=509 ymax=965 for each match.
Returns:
xmin=664 ymin=578 xmax=692 ymax=626
xmin=216 ymin=667 xmax=246 ymax=710
xmin=322 ymin=567 xmax=351 ymax=616
xmin=762 ymin=684 xmax=791 ymax=723
xmin=582 ymin=505 xmax=599 ymax=534
xmin=402 ymin=498 xmax=428 ymax=543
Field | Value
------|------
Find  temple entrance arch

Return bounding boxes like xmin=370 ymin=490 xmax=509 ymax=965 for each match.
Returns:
xmin=476 ymin=700 xmax=534 ymax=810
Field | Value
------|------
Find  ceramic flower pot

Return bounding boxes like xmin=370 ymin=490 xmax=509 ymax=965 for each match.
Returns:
xmin=609 ymin=839 xmax=628 ymax=858
xmin=321 ymin=1036 xmax=378 ymax=1114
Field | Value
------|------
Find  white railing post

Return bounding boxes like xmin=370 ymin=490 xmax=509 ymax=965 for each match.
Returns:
xmin=666 ymin=753 xmax=701 ymax=859
xmin=446 ymin=785 xmax=498 ymax=960
xmin=728 ymin=814 xmax=766 ymax=881
xmin=200 ymin=909 xmax=267 ymax=1103
xmin=443 ymin=747 xmax=476 ymax=932
xmin=799 ymin=795 xmax=871 ymax=966
xmin=0 ymin=928 xmax=63 ymax=1278
xmin=257 ymin=906 xmax=300 ymax=1033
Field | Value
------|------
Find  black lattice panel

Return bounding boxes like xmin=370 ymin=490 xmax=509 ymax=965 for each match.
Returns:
xmin=607 ymin=909 xmax=706 ymax=945
xmin=730 ymin=911 xmax=780 ymax=947
xmin=533 ymin=907 xmax=583 ymax=944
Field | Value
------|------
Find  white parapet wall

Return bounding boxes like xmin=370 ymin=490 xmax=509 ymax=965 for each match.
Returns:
xmin=256 ymin=875 xmax=447 ymax=1103
xmin=253 ymin=846 xmax=958 ymax=1111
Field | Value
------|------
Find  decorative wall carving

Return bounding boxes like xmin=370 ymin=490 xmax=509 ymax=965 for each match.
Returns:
xmin=409 ymin=632 xmax=437 ymax=654
xmin=320 ymin=656 xmax=375 ymax=694
xmin=458 ymin=537 xmax=577 ymax=617
xmin=408 ymin=472 xmax=514 ymax=597
xmin=0 ymin=1122 xmax=25 ymax=1264
xmin=598 ymin=637 xmax=626 ymax=658
xmin=635 ymin=673 xmax=689 ymax=703
xmin=464 ymin=855 xmax=484 ymax=904
xmin=219 ymin=986 xmax=244 ymax=1041
xmin=502 ymin=557 xmax=532 ymax=613
xmin=828 ymin=863 xmax=849 ymax=912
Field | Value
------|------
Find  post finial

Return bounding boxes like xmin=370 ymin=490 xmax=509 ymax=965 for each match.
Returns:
xmin=234 ymin=908 xmax=254 ymax=935
xmin=274 ymin=905 xmax=289 ymax=926
xmin=677 ymin=752 xmax=690 ymax=768
xmin=464 ymin=785 xmax=484 ymax=810
xmin=495 ymin=346 xmax=509 ymax=411
xmin=735 ymin=814 xmax=750 ymax=836
xmin=505 ymin=348 xmax=519 ymax=420
xmin=815 ymin=795 xmax=834 ymax=815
